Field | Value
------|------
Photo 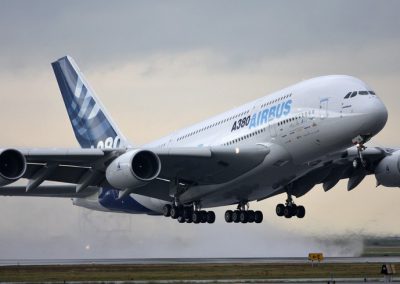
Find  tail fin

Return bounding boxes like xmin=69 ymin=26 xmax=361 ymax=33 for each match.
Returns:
xmin=52 ymin=56 xmax=129 ymax=149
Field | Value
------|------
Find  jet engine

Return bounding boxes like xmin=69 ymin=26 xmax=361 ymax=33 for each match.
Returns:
xmin=105 ymin=149 xmax=161 ymax=189
xmin=0 ymin=149 xmax=27 ymax=186
xmin=375 ymin=150 xmax=400 ymax=187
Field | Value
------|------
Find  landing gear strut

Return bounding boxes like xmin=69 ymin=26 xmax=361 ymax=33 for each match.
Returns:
xmin=352 ymin=135 xmax=370 ymax=168
xmin=276 ymin=193 xmax=305 ymax=219
xmin=224 ymin=201 xmax=263 ymax=224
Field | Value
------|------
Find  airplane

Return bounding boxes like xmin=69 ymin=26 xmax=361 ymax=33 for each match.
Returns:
xmin=0 ymin=55 xmax=395 ymax=225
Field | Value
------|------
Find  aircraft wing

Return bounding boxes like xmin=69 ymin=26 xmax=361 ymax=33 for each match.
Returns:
xmin=0 ymin=145 xmax=270 ymax=200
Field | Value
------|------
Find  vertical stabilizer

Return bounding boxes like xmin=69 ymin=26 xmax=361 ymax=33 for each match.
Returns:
xmin=52 ymin=56 xmax=129 ymax=149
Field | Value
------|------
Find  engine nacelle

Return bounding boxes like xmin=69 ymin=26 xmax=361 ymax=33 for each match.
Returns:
xmin=375 ymin=151 xmax=400 ymax=187
xmin=105 ymin=149 xmax=161 ymax=190
xmin=0 ymin=149 xmax=27 ymax=186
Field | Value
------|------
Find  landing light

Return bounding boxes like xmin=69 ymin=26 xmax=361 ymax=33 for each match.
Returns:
xmin=235 ymin=147 xmax=240 ymax=154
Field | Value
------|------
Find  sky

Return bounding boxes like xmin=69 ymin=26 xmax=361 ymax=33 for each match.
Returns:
xmin=0 ymin=0 xmax=400 ymax=259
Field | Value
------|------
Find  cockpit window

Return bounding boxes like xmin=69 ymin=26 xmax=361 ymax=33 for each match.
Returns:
xmin=345 ymin=90 xmax=376 ymax=99
xmin=344 ymin=92 xmax=351 ymax=99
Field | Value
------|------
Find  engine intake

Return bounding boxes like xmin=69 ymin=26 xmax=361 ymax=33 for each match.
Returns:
xmin=0 ymin=149 xmax=26 ymax=186
xmin=375 ymin=151 xmax=400 ymax=187
xmin=106 ymin=149 xmax=161 ymax=189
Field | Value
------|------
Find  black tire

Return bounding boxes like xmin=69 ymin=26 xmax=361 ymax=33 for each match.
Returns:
xmin=183 ymin=207 xmax=193 ymax=219
xmin=232 ymin=210 xmax=240 ymax=223
xmin=247 ymin=210 xmax=255 ymax=223
xmin=283 ymin=206 xmax=292 ymax=218
xmin=192 ymin=211 xmax=201 ymax=224
xmin=225 ymin=210 xmax=233 ymax=223
xmin=239 ymin=211 xmax=248 ymax=223
xmin=291 ymin=204 xmax=297 ymax=217
xmin=163 ymin=204 xmax=172 ymax=217
xmin=276 ymin=204 xmax=285 ymax=217
xmin=254 ymin=211 xmax=263 ymax=223
xmin=177 ymin=216 xmax=185 ymax=223
xmin=170 ymin=206 xmax=181 ymax=219
xmin=296 ymin=205 xmax=306 ymax=218
xmin=200 ymin=211 xmax=207 ymax=223
xmin=206 ymin=211 xmax=216 ymax=224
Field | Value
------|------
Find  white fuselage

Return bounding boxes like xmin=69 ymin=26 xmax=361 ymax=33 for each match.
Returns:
xmin=76 ymin=75 xmax=388 ymax=213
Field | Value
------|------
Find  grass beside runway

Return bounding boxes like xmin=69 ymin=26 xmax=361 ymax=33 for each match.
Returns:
xmin=0 ymin=263 xmax=398 ymax=282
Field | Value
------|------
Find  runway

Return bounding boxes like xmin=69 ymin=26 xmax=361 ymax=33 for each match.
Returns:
xmin=1 ymin=258 xmax=399 ymax=283
xmin=1 ymin=256 xmax=399 ymax=266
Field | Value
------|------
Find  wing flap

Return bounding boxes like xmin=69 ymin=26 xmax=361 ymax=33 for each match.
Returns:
xmin=0 ymin=185 xmax=98 ymax=198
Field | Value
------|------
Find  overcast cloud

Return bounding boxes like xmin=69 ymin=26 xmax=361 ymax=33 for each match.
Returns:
xmin=0 ymin=0 xmax=399 ymax=259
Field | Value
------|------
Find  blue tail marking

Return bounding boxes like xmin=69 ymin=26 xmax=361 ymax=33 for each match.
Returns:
xmin=52 ymin=56 xmax=127 ymax=149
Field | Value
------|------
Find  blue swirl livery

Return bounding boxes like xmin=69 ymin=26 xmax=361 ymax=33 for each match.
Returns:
xmin=52 ymin=56 xmax=128 ymax=149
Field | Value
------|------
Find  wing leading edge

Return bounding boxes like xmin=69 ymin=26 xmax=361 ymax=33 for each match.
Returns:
xmin=0 ymin=145 xmax=271 ymax=200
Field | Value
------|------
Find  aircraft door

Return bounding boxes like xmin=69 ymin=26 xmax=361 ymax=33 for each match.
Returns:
xmin=269 ymin=122 xmax=277 ymax=137
xmin=319 ymin=98 xmax=329 ymax=119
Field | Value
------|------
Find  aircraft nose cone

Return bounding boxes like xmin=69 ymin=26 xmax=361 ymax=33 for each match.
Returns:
xmin=361 ymin=97 xmax=388 ymax=135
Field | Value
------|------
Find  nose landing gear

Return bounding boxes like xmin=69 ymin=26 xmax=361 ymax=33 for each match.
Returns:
xmin=276 ymin=194 xmax=305 ymax=219
xmin=352 ymin=135 xmax=371 ymax=168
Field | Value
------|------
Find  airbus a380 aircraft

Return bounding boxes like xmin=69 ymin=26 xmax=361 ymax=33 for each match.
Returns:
xmin=0 ymin=56 xmax=394 ymax=224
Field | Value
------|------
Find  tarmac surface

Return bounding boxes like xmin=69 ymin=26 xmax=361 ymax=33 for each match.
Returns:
xmin=0 ymin=257 xmax=399 ymax=266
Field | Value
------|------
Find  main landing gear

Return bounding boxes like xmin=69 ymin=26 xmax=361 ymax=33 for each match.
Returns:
xmin=224 ymin=202 xmax=263 ymax=224
xmin=275 ymin=194 xmax=305 ymax=219
xmin=162 ymin=203 xmax=215 ymax=224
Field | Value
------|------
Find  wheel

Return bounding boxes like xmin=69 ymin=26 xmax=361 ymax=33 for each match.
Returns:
xmin=225 ymin=210 xmax=233 ymax=223
xmin=232 ymin=210 xmax=240 ymax=223
xmin=206 ymin=211 xmax=216 ymax=224
xmin=200 ymin=210 xmax=207 ymax=223
xmin=192 ymin=211 xmax=201 ymax=224
xmin=183 ymin=207 xmax=193 ymax=219
xmin=247 ymin=210 xmax=255 ymax=223
xmin=254 ymin=211 xmax=263 ymax=223
xmin=163 ymin=204 xmax=172 ymax=217
xmin=296 ymin=205 xmax=306 ymax=218
xmin=291 ymin=204 xmax=298 ymax=217
xmin=283 ymin=206 xmax=292 ymax=218
xmin=170 ymin=206 xmax=181 ymax=219
xmin=239 ymin=211 xmax=248 ymax=223
xmin=177 ymin=216 xmax=185 ymax=223
xmin=276 ymin=204 xmax=285 ymax=217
